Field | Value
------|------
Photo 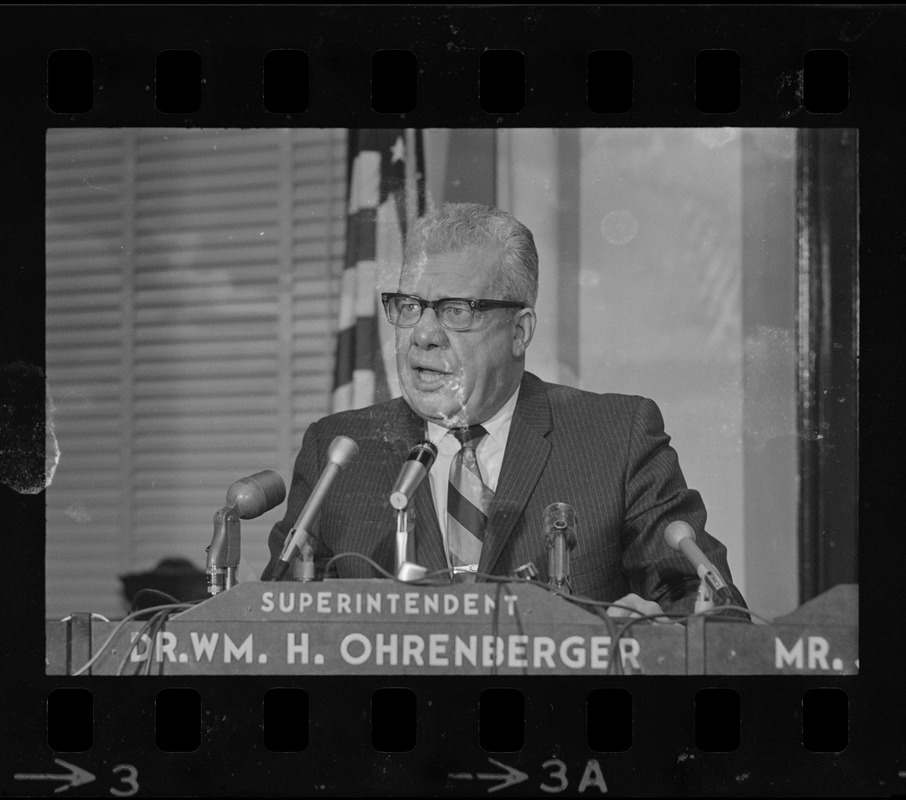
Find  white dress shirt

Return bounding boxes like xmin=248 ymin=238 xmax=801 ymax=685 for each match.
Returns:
xmin=424 ymin=386 xmax=521 ymax=568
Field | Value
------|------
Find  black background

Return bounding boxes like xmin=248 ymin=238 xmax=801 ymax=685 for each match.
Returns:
xmin=1 ymin=5 xmax=903 ymax=796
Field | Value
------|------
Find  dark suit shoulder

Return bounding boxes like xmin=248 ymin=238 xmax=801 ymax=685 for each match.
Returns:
xmin=545 ymin=381 xmax=643 ymax=409
xmin=528 ymin=374 xmax=647 ymax=419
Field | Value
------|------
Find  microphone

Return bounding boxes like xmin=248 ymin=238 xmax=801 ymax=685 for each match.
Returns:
xmin=544 ymin=502 xmax=578 ymax=593
xmin=664 ymin=521 xmax=733 ymax=601
xmin=389 ymin=440 xmax=438 ymax=510
xmin=206 ymin=470 xmax=287 ymax=595
xmin=270 ymin=435 xmax=359 ymax=581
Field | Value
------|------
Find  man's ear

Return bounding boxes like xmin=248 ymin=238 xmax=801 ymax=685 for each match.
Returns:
xmin=511 ymin=307 xmax=536 ymax=358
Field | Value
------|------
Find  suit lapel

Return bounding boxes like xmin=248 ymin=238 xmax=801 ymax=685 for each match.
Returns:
xmin=478 ymin=373 xmax=552 ymax=578
xmin=377 ymin=401 xmax=447 ymax=575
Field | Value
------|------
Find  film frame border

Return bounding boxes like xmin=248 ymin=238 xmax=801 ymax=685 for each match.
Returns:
xmin=2 ymin=4 xmax=903 ymax=796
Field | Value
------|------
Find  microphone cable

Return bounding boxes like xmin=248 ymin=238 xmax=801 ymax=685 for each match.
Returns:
xmin=69 ymin=601 xmax=197 ymax=677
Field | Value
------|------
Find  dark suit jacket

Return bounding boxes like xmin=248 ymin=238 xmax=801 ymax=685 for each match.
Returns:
xmin=262 ymin=372 xmax=746 ymax=615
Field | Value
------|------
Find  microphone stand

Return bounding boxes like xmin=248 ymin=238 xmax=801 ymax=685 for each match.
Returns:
xmin=694 ymin=578 xmax=716 ymax=613
xmin=292 ymin=542 xmax=315 ymax=582
xmin=544 ymin=502 xmax=577 ymax=596
xmin=395 ymin=506 xmax=427 ymax=582
xmin=548 ymin=531 xmax=573 ymax=595
xmin=206 ymin=506 xmax=241 ymax=595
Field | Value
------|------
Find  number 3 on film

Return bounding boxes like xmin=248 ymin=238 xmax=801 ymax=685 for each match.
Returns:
xmin=109 ymin=764 xmax=139 ymax=797
xmin=540 ymin=759 xmax=608 ymax=794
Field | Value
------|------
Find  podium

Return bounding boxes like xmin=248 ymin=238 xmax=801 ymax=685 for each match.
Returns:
xmin=46 ymin=581 xmax=857 ymax=677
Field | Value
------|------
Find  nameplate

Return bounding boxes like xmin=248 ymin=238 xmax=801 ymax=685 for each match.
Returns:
xmin=46 ymin=581 xmax=858 ymax=676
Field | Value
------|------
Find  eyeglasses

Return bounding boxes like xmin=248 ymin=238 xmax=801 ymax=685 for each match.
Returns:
xmin=381 ymin=293 xmax=526 ymax=331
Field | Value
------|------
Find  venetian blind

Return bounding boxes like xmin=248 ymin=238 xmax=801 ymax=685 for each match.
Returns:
xmin=46 ymin=129 xmax=346 ymax=619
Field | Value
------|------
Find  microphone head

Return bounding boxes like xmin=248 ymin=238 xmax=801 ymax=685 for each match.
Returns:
xmin=388 ymin=441 xmax=438 ymax=510
xmin=408 ymin=440 xmax=438 ymax=465
xmin=226 ymin=470 xmax=287 ymax=519
xmin=664 ymin=520 xmax=696 ymax=552
xmin=543 ymin=502 xmax=578 ymax=550
xmin=327 ymin=436 xmax=359 ymax=469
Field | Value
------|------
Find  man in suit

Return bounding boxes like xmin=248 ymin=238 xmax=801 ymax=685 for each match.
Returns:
xmin=262 ymin=203 xmax=746 ymax=617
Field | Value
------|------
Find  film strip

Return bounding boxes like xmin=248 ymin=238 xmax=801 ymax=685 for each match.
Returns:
xmin=1 ymin=4 xmax=903 ymax=797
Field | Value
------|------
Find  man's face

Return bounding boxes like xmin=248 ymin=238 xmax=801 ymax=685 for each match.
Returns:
xmin=395 ymin=246 xmax=534 ymax=428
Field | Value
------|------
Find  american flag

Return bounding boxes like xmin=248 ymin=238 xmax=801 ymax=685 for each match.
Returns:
xmin=332 ymin=129 xmax=426 ymax=412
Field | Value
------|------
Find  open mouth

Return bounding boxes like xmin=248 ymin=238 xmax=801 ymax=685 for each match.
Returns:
xmin=411 ymin=366 xmax=451 ymax=386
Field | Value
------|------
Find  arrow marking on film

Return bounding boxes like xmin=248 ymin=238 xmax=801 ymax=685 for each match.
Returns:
xmin=449 ymin=757 xmax=529 ymax=793
xmin=14 ymin=759 xmax=96 ymax=793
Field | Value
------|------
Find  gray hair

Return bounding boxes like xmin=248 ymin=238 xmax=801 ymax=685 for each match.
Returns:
xmin=403 ymin=203 xmax=538 ymax=307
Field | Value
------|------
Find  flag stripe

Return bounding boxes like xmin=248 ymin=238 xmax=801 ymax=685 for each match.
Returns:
xmin=345 ymin=208 xmax=377 ymax=266
xmin=332 ymin=326 xmax=355 ymax=388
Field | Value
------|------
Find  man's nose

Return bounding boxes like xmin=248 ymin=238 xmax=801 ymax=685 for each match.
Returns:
xmin=411 ymin=307 xmax=449 ymax=348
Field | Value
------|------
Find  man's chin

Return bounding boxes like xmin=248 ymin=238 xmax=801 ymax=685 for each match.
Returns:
xmin=401 ymin=386 xmax=468 ymax=428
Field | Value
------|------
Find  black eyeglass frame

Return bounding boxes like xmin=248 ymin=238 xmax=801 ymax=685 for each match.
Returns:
xmin=380 ymin=292 xmax=526 ymax=330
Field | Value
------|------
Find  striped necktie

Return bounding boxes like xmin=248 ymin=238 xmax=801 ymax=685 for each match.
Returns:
xmin=447 ymin=425 xmax=494 ymax=582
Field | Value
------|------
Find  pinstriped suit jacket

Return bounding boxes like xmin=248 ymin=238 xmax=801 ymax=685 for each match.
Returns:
xmin=262 ymin=372 xmax=746 ymax=614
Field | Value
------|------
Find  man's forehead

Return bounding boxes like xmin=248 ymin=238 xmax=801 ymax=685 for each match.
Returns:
xmin=401 ymin=246 xmax=500 ymax=288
